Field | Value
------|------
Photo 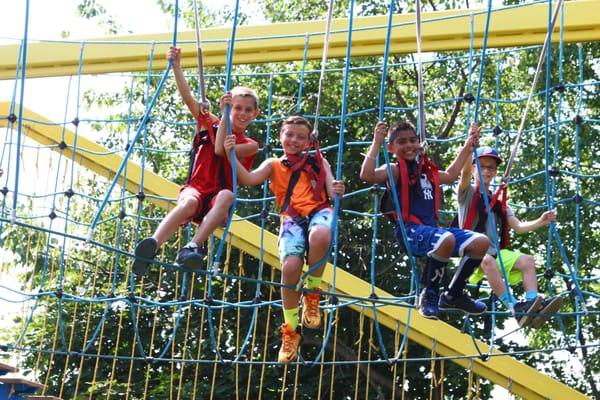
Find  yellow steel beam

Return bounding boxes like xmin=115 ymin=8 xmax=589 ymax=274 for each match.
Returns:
xmin=0 ymin=102 xmax=590 ymax=400
xmin=1 ymin=1 xmax=599 ymax=80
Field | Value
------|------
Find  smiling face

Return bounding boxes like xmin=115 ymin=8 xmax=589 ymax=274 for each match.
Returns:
xmin=475 ymin=156 xmax=499 ymax=187
xmin=280 ymin=122 xmax=311 ymax=156
xmin=229 ymin=94 xmax=259 ymax=133
xmin=387 ymin=129 xmax=420 ymax=161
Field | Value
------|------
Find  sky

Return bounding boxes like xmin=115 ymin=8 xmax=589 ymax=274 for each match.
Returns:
xmin=0 ymin=0 xmax=176 ymax=120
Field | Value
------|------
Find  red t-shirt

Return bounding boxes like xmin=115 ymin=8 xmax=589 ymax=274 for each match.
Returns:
xmin=185 ymin=116 xmax=257 ymax=194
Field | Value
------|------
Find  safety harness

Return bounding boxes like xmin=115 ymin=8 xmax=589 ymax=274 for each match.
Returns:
xmin=186 ymin=113 xmax=227 ymax=190
xmin=463 ymin=183 xmax=510 ymax=249
xmin=381 ymin=155 xmax=440 ymax=224
xmin=280 ymin=139 xmax=329 ymax=233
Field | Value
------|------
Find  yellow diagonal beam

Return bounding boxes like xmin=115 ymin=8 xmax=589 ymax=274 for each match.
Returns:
xmin=0 ymin=102 xmax=590 ymax=400
xmin=1 ymin=1 xmax=599 ymax=80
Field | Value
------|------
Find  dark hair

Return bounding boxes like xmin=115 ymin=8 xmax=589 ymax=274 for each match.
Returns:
xmin=389 ymin=121 xmax=417 ymax=142
xmin=282 ymin=115 xmax=312 ymax=132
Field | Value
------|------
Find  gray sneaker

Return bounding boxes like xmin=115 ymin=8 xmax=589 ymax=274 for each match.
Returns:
xmin=132 ymin=237 xmax=158 ymax=276
xmin=175 ymin=244 xmax=205 ymax=270
xmin=513 ymin=296 xmax=543 ymax=328
xmin=529 ymin=296 xmax=564 ymax=329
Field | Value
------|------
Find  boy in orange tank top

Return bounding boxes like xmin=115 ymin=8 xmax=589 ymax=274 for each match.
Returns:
xmin=224 ymin=115 xmax=344 ymax=363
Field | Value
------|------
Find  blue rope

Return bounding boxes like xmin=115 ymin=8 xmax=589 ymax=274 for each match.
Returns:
xmin=87 ymin=0 xmax=180 ymax=239
xmin=296 ymin=33 xmax=310 ymax=115
xmin=205 ymin=0 xmax=242 ymax=362
xmin=12 ymin=0 xmax=31 ymax=224
xmin=468 ymin=0 xmax=517 ymax=322
xmin=233 ymin=72 xmax=275 ymax=362
xmin=464 ymin=12 xmax=498 ymax=358
xmin=295 ymin=0 xmax=338 ymax=287
xmin=543 ymin=0 xmax=571 ymax=347
xmin=309 ymin=0 xmax=353 ymax=366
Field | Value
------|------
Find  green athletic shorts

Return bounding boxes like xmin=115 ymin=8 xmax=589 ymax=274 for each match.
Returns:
xmin=469 ymin=249 xmax=524 ymax=285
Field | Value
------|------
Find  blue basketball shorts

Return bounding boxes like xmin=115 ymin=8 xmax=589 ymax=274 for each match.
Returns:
xmin=395 ymin=222 xmax=486 ymax=257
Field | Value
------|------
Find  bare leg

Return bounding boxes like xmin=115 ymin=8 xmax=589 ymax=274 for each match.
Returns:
xmin=463 ymin=236 xmax=490 ymax=258
xmin=445 ymin=234 xmax=489 ymax=294
xmin=281 ymin=256 xmax=303 ymax=309
xmin=430 ymin=235 xmax=455 ymax=260
xmin=512 ymin=254 xmax=538 ymax=293
xmin=481 ymin=254 xmax=507 ymax=297
xmin=152 ymin=196 xmax=199 ymax=247
xmin=188 ymin=189 xmax=234 ymax=245
xmin=306 ymin=225 xmax=332 ymax=278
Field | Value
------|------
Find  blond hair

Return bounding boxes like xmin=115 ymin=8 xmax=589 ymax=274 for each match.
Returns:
xmin=231 ymin=86 xmax=259 ymax=109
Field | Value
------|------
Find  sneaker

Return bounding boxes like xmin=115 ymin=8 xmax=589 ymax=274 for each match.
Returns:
xmin=132 ymin=237 xmax=158 ymax=276
xmin=513 ymin=296 xmax=543 ymax=328
xmin=529 ymin=296 xmax=564 ymax=329
xmin=418 ymin=288 xmax=439 ymax=320
xmin=175 ymin=244 xmax=205 ymax=270
xmin=278 ymin=323 xmax=302 ymax=363
xmin=439 ymin=292 xmax=487 ymax=315
xmin=301 ymin=288 xmax=322 ymax=329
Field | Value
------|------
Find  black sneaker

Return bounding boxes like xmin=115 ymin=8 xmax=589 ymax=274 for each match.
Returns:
xmin=529 ymin=296 xmax=564 ymax=329
xmin=132 ymin=237 xmax=158 ymax=276
xmin=175 ymin=244 xmax=205 ymax=270
xmin=513 ymin=296 xmax=543 ymax=328
xmin=419 ymin=288 xmax=439 ymax=320
xmin=438 ymin=292 xmax=487 ymax=315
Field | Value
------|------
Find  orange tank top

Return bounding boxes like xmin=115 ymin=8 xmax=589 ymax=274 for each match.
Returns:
xmin=270 ymin=157 xmax=328 ymax=218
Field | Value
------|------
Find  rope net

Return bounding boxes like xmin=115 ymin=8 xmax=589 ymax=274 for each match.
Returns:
xmin=0 ymin=1 xmax=598 ymax=399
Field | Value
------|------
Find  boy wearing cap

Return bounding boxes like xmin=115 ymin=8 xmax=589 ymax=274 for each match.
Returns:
xmin=458 ymin=132 xmax=563 ymax=328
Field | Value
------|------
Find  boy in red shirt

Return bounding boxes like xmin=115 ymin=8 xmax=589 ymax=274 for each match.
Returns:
xmin=132 ymin=46 xmax=259 ymax=275
xmin=224 ymin=116 xmax=344 ymax=363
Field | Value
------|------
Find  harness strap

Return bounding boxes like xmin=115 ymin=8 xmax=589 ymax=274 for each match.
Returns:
xmin=281 ymin=167 xmax=302 ymax=217
xmin=281 ymin=155 xmax=329 ymax=219
xmin=186 ymin=114 xmax=227 ymax=189
xmin=395 ymin=158 xmax=439 ymax=225
xmin=463 ymin=183 xmax=510 ymax=248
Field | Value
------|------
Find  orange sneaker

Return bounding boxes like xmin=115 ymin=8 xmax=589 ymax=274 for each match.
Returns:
xmin=302 ymin=288 xmax=322 ymax=329
xmin=278 ymin=323 xmax=302 ymax=363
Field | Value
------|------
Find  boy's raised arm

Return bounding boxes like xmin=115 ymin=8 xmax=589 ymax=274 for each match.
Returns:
xmin=214 ymin=93 xmax=231 ymax=157
xmin=360 ymin=122 xmax=391 ymax=184
xmin=458 ymin=143 xmax=474 ymax=194
xmin=224 ymin=135 xmax=272 ymax=186
xmin=441 ymin=122 xmax=480 ymax=184
xmin=168 ymin=47 xmax=201 ymax=120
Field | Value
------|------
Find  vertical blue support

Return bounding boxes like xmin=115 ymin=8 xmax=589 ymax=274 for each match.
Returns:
xmin=204 ymin=0 xmax=242 ymax=362
xmin=87 ymin=0 xmax=180 ymax=239
xmin=12 ymin=0 xmax=31 ymax=224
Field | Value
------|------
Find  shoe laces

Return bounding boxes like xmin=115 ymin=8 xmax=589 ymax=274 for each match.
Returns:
xmin=281 ymin=327 xmax=298 ymax=352
xmin=183 ymin=244 xmax=198 ymax=252
xmin=304 ymin=292 xmax=321 ymax=318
